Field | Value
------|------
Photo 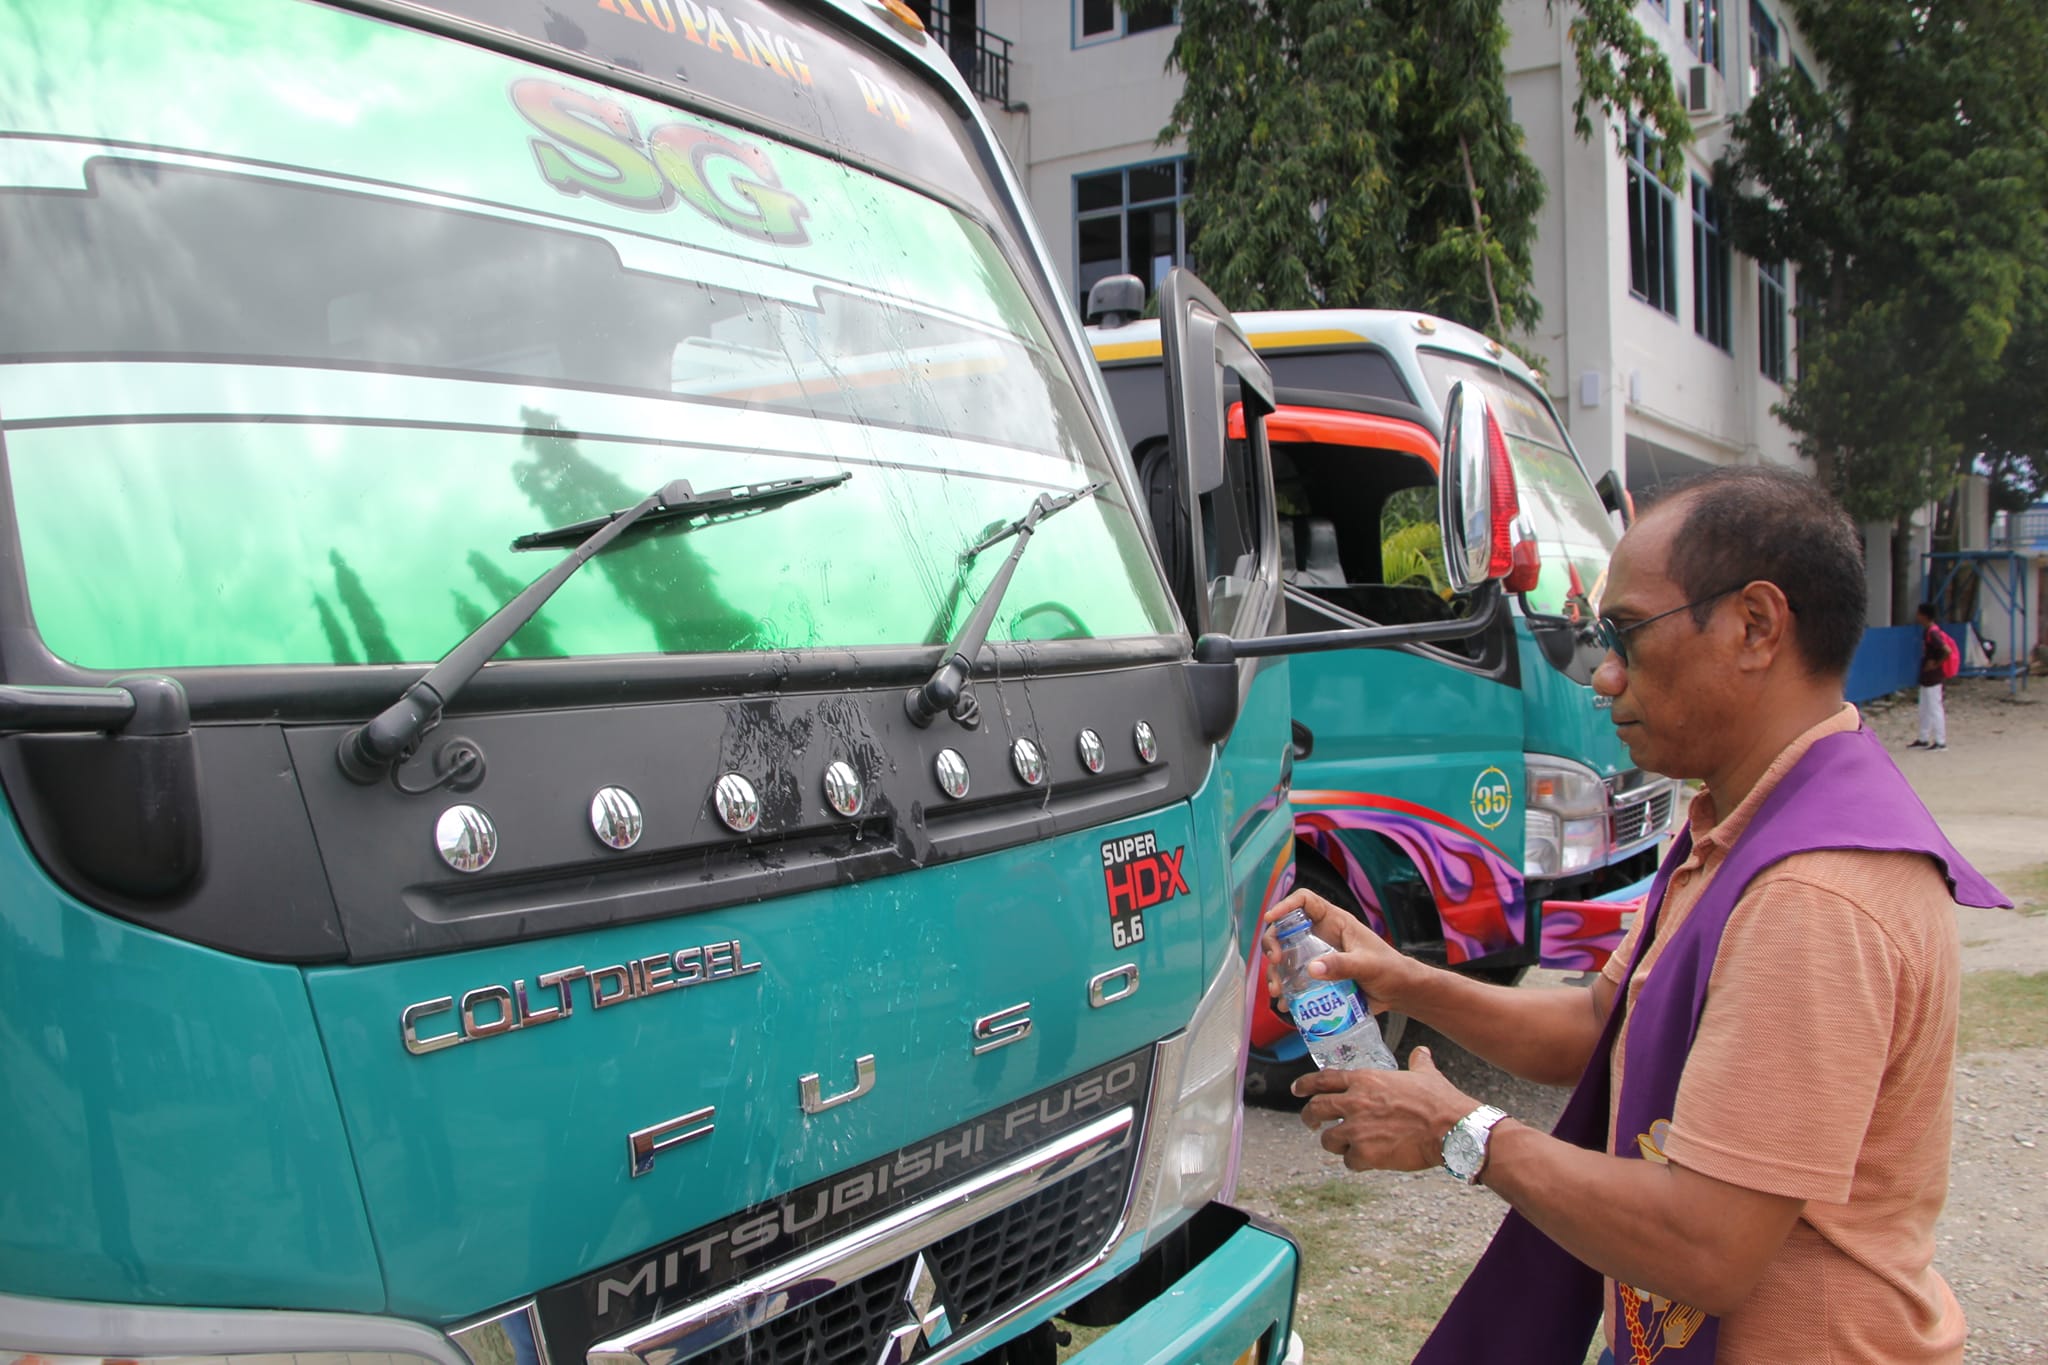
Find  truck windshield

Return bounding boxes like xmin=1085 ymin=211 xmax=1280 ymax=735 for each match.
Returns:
xmin=1415 ymin=352 xmax=1618 ymax=619
xmin=0 ymin=1 xmax=1172 ymax=672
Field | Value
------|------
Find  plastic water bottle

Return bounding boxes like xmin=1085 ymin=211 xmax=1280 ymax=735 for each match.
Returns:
xmin=1273 ymin=908 xmax=1398 ymax=1070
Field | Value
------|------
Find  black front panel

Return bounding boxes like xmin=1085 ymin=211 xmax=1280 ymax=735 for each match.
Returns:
xmin=0 ymin=654 xmax=1207 ymax=963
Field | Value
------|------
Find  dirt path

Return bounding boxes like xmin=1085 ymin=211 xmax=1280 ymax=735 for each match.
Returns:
xmin=1234 ymin=677 xmax=2048 ymax=1364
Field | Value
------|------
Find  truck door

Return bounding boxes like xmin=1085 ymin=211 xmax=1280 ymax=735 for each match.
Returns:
xmin=1153 ymin=272 xmax=1295 ymax=1031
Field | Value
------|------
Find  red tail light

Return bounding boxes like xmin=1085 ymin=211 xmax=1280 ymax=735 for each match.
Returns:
xmin=1483 ymin=409 xmax=1521 ymax=580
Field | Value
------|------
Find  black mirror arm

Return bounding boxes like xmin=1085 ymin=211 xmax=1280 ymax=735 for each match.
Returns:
xmin=1184 ymin=583 xmax=1506 ymax=747
xmin=1200 ymin=580 xmax=1506 ymax=663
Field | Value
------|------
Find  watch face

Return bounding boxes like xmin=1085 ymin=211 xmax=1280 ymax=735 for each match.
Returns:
xmin=1444 ymin=1125 xmax=1484 ymax=1181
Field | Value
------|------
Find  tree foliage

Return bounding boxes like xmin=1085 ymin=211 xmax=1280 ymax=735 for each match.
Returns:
xmin=1155 ymin=0 xmax=1688 ymax=339
xmin=1718 ymin=0 xmax=2048 ymax=524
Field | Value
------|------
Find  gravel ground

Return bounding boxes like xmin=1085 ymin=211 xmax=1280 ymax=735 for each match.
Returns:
xmin=1233 ymin=678 xmax=2048 ymax=1363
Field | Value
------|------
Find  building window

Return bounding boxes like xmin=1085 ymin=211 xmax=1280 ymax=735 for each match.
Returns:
xmin=1794 ymin=270 xmax=1819 ymax=378
xmin=1076 ymin=0 xmax=1174 ymax=45
xmin=1075 ymin=159 xmax=1192 ymax=314
xmin=1684 ymin=0 xmax=1722 ymax=71
xmin=1759 ymin=260 xmax=1788 ymax=383
xmin=1626 ymin=123 xmax=1679 ymax=318
xmin=1750 ymin=0 xmax=1781 ymax=94
xmin=1691 ymin=176 xmax=1731 ymax=351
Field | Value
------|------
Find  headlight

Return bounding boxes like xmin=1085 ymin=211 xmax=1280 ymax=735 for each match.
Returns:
xmin=0 ymin=1290 xmax=520 ymax=1365
xmin=1124 ymin=948 xmax=1245 ymax=1248
xmin=1525 ymin=755 xmax=1605 ymax=818
xmin=1525 ymin=755 xmax=1610 ymax=878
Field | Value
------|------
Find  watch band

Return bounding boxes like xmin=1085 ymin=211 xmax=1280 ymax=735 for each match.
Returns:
xmin=1443 ymin=1104 xmax=1509 ymax=1185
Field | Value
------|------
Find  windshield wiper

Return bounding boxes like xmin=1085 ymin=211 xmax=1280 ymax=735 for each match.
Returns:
xmin=337 ymin=472 xmax=849 ymax=785
xmin=905 ymin=481 xmax=1105 ymax=730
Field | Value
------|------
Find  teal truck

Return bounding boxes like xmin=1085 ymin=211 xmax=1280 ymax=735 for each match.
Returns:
xmin=1089 ymin=303 xmax=1677 ymax=1096
xmin=0 ymin=4 xmax=1527 ymax=1363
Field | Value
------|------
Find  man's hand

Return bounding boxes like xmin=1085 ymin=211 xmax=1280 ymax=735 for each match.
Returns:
xmin=1292 ymin=1046 xmax=1476 ymax=1173
xmin=1261 ymin=887 xmax=1420 ymax=1011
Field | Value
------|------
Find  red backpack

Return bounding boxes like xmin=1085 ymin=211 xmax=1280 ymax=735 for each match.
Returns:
xmin=1932 ymin=624 xmax=1962 ymax=681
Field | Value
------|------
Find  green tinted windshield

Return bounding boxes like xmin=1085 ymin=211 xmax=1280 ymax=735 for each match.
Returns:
xmin=1415 ymin=351 xmax=1616 ymax=619
xmin=0 ymin=0 xmax=1172 ymax=670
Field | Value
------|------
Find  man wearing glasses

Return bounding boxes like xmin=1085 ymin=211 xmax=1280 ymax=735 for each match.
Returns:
xmin=1264 ymin=467 xmax=2006 ymax=1365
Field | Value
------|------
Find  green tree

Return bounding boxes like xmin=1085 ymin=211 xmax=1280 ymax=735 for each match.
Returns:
xmin=328 ymin=549 xmax=401 ymax=663
xmin=1717 ymin=0 xmax=2048 ymax=616
xmin=1156 ymin=0 xmax=1688 ymax=338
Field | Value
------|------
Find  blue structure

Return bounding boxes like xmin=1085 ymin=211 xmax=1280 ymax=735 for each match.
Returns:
xmin=1844 ymin=620 xmax=1971 ymax=704
xmin=1925 ymin=550 xmax=2031 ymax=695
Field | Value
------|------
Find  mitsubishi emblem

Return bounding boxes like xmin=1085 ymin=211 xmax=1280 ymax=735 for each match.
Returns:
xmin=875 ymin=1253 xmax=954 ymax=1365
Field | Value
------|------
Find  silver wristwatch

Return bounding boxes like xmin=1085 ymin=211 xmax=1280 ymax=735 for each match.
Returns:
xmin=1442 ymin=1104 xmax=1508 ymax=1184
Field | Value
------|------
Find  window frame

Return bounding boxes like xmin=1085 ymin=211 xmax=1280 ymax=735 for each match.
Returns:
xmin=1750 ymin=0 xmax=1781 ymax=96
xmin=1073 ymin=0 xmax=1177 ymax=47
xmin=1691 ymin=174 xmax=1732 ymax=352
xmin=1073 ymin=157 xmax=1194 ymax=315
xmin=1758 ymin=259 xmax=1789 ymax=384
xmin=1683 ymin=0 xmax=1723 ymax=72
xmin=1626 ymin=122 xmax=1680 ymax=320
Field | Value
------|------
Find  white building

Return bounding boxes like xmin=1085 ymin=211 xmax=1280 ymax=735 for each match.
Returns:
xmin=919 ymin=1 xmax=1816 ymax=496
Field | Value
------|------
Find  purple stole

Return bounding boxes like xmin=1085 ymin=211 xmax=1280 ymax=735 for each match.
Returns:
xmin=1413 ymin=726 xmax=2007 ymax=1365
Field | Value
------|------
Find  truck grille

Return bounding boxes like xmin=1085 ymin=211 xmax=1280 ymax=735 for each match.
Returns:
xmin=691 ymin=1140 xmax=1134 ymax=1365
xmin=1609 ymin=786 xmax=1674 ymax=848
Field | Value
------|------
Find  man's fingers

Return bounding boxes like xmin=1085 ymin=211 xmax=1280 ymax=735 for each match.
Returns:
xmin=1262 ymin=887 xmax=1335 ymax=929
xmin=1408 ymin=1044 xmax=1436 ymax=1074
xmin=1290 ymin=1067 xmax=1351 ymax=1098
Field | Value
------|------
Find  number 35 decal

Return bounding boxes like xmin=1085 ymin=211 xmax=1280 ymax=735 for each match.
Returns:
xmin=1470 ymin=766 xmax=1513 ymax=830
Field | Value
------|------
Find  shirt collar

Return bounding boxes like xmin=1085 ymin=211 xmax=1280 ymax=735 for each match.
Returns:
xmin=1686 ymin=703 xmax=1862 ymax=854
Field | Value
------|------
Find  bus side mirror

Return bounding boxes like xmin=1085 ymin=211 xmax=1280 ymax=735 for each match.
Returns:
xmin=1438 ymin=381 xmax=1521 ymax=592
xmin=1595 ymin=469 xmax=1636 ymax=528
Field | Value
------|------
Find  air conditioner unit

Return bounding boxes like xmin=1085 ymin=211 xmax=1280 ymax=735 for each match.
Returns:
xmin=1684 ymin=64 xmax=1716 ymax=116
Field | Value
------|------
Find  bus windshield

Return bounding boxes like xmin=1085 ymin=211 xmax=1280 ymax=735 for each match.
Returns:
xmin=0 ymin=1 xmax=1172 ymax=671
xmin=1414 ymin=351 xmax=1617 ymax=620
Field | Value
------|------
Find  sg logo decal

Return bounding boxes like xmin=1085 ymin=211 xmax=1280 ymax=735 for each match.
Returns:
xmin=1470 ymin=767 xmax=1512 ymax=830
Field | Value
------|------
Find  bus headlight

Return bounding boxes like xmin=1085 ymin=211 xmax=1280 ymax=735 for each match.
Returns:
xmin=1524 ymin=755 xmax=1609 ymax=877
xmin=1127 ymin=950 xmax=1245 ymax=1247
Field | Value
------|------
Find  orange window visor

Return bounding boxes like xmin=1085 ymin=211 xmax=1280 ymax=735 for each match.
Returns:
xmin=1227 ymin=402 xmax=1441 ymax=470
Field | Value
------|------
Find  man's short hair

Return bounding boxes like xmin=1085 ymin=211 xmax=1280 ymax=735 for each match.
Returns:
xmin=1917 ymin=602 xmax=1938 ymax=621
xmin=1650 ymin=466 xmax=1866 ymax=676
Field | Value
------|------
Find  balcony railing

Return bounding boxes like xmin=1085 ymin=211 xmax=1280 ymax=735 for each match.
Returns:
xmin=926 ymin=12 xmax=1015 ymax=110
xmin=1992 ymin=506 xmax=2048 ymax=552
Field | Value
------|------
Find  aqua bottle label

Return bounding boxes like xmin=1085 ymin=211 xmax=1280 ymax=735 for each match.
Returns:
xmin=1292 ymin=982 xmax=1366 ymax=1038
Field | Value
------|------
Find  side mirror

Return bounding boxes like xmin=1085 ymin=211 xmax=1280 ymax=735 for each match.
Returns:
xmin=1085 ymin=273 xmax=1146 ymax=328
xmin=1595 ymin=469 xmax=1636 ymax=528
xmin=1438 ymin=381 xmax=1528 ymax=592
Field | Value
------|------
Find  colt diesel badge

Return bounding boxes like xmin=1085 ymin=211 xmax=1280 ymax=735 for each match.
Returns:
xmin=400 ymin=938 xmax=762 ymax=1055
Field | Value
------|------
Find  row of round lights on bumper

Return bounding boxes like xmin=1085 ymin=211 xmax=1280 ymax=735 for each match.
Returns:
xmin=434 ymin=720 xmax=1162 ymax=873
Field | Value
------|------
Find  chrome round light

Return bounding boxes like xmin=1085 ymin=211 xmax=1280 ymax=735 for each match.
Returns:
xmin=435 ymin=804 xmax=498 ymax=873
xmin=934 ymin=748 xmax=970 ymax=800
xmin=823 ymin=760 xmax=864 ymax=817
xmin=589 ymin=787 xmax=643 ymax=851
xmin=1133 ymin=720 xmax=1159 ymax=765
xmin=713 ymin=773 xmax=761 ymax=833
xmin=1011 ymin=737 xmax=1046 ymax=787
xmin=1078 ymin=728 xmax=1106 ymax=774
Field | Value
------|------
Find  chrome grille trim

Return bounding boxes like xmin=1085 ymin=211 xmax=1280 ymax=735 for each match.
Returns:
xmin=588 ymin=1107 xmax=1135 ymax=1365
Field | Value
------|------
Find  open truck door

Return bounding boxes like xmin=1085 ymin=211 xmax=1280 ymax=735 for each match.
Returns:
xmin=1146 ymin=270 xmax=1519 ymax=1118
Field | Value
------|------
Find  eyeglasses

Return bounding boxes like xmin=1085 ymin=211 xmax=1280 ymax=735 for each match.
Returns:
xmin=1594 ymin=586 xmax=1745 ymax=665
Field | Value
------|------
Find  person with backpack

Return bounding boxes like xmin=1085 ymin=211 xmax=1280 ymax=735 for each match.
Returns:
xmin=1913 ymin=602 xmax=1959 ymax=750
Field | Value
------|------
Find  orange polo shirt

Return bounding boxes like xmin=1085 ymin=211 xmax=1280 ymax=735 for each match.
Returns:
xmin=1596 ymin=704 xmax=1965 ymax=1363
